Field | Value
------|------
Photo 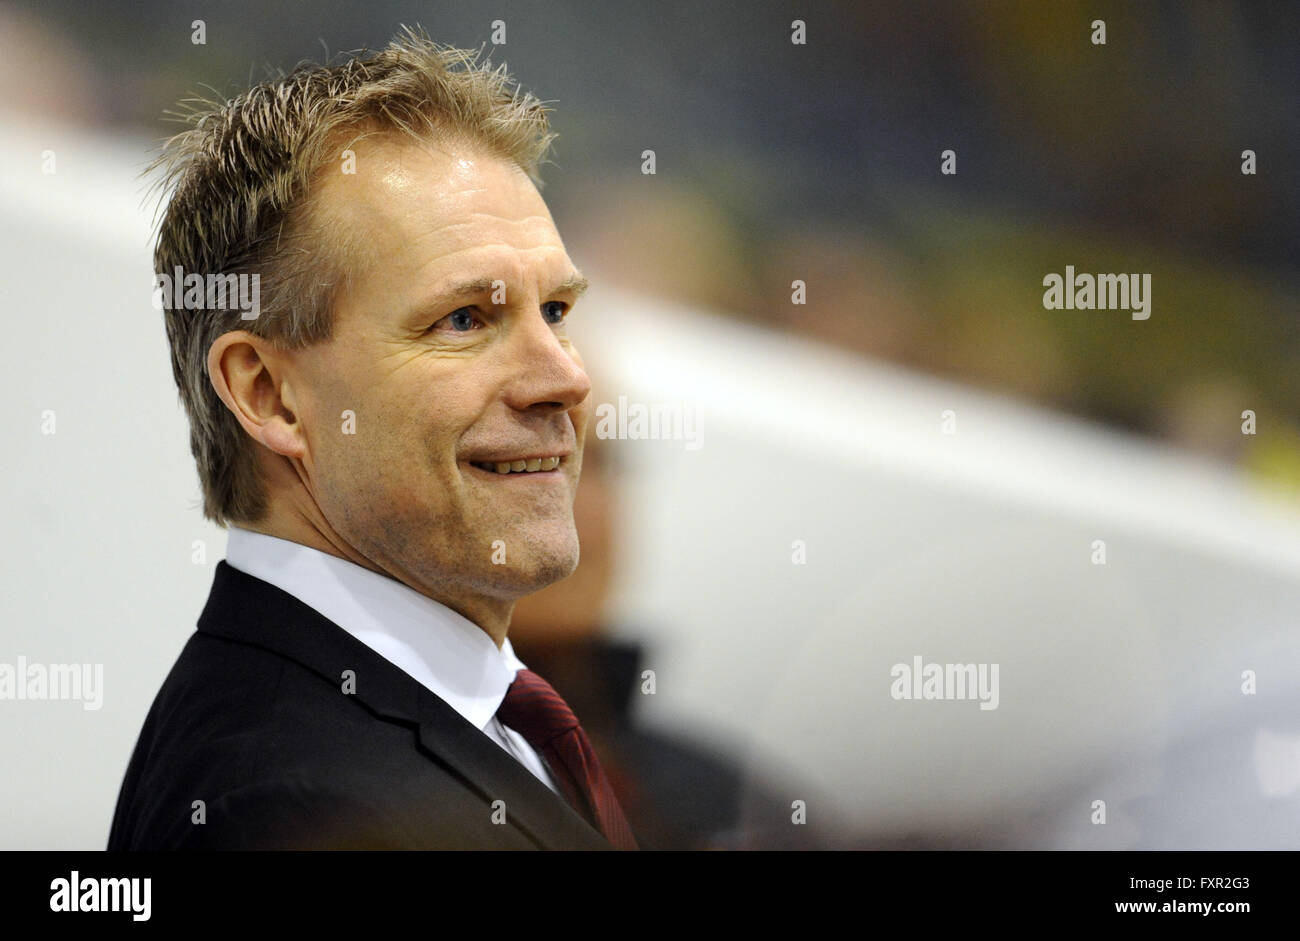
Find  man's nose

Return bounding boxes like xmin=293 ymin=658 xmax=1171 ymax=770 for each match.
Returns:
xmin=502 ymin=307 xmax=592 ymax=415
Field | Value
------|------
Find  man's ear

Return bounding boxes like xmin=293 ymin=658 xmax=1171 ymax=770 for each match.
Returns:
xmin=207 ymin=331 xmax=306 ymax=459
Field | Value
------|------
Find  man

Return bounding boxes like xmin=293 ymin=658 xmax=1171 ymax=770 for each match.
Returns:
xmin=108 ymin=29 xmax=636 ymax=850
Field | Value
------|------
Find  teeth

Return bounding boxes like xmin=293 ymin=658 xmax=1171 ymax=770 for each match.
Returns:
xmin=478 ymin=456 xmax=562 ymax=475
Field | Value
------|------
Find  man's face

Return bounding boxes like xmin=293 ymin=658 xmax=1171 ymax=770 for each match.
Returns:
xmin=284 ymin=134 xmax=592 ymax=614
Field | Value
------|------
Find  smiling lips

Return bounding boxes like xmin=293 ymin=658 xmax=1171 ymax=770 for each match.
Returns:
xmin=469 ymin=455 xmax=564 ymax=475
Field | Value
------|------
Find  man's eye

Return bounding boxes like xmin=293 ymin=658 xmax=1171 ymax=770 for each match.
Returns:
xmin=432 ymin=308 xmax=479 ymax=332
xmin=541 ymin=301 xmax=569 ymax=324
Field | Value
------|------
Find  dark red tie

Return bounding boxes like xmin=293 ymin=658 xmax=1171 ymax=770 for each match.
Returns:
xmin=496 ymin=668 xmax=639 ymax=850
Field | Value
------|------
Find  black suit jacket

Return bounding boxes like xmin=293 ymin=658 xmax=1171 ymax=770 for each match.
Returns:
xmin=108 ymin=561 xmax=612 ymax=850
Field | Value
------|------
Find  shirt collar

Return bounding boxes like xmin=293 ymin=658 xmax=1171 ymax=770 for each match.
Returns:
xmin=224 ymin=526 xmax=524 ymax=731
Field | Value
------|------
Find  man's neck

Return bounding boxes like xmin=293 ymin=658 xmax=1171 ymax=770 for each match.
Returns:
xmin=233 ymin=506 xmax=514 ymax=648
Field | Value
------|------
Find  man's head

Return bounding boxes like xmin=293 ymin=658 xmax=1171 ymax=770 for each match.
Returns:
xmin=155 ymin=29 xmax=592 ymax=638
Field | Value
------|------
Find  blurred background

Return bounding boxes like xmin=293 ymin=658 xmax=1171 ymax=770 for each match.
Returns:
xmin=1 ymin=0 xmax=1298 ymax=848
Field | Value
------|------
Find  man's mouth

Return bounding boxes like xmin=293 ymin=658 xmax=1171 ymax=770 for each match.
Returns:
xmin=468 ymin=455 xmax=564 ymax=475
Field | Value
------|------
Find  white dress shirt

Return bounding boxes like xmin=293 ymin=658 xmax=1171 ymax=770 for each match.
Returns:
xmin=223 ymin=526 xmax=560 ymax=795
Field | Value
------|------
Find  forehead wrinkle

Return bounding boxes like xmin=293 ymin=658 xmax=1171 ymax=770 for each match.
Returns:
xmin=377 ymin=228 xmax=564 ymax=298
xmin=418 ymin=240 xmax=569 ymax=276
xmin=410 ymin=212 xmax=560 ymax=246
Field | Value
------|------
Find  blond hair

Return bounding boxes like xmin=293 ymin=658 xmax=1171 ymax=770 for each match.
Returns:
xmin=152 ymin=26 xmax=556 ymax=525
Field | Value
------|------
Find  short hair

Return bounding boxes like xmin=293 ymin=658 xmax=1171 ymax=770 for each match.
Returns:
xmin=152 ymin=26 xmax=557 ymax=525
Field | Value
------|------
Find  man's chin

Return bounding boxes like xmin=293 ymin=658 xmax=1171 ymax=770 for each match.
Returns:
xmin=488 ymin=530 xmax=581 ymax=598
xmin=513 ymin=550 xmax=581 ymax=596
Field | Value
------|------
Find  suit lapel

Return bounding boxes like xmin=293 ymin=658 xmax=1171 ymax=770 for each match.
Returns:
xmin=415 ymin=693 xmax=610 ymax=849
xmin=198 ymin=561 xmax=610 ymax=850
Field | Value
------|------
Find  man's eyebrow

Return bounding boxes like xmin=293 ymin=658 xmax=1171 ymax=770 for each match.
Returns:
xmin=551 ymin=272 xmax=590 ymax=298
xmin=427 ymin=272 xmax=590 ymax=306
xmin=432 ymin=277 xmax=498 ymax=305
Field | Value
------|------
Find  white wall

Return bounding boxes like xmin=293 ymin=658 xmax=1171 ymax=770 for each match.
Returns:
xmin=0 ymin=118 xmax=228 ymax=849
